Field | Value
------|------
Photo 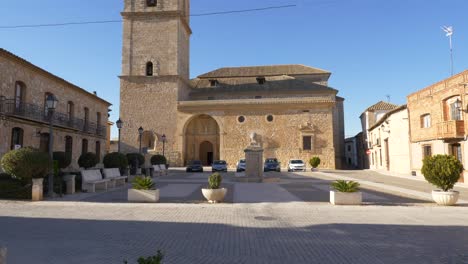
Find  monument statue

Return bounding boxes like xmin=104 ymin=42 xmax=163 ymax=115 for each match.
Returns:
xmin=249 ymin=132 xmax=258 ymax=146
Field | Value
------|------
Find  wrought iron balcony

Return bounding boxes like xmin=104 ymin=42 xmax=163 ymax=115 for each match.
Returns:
xmin=0 ymin=99 xmax=106 ymax=137
xmin=436 ymin=120 xmax=465 ymax=139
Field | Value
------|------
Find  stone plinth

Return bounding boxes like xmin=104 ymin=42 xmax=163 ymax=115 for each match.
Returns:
xmin=242 ymin=145 xmax=264 ymax=183
xmin=63 ymin=174 xmax=76 ymax=195
xmin=31 ymin=178 xmax=43 ymax=201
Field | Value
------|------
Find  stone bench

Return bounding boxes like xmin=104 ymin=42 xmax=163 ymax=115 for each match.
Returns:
xmin=81 ymin=170 xmax=110 ymax=193
xmin=103 ymin=168 xmax=128 ymax=188
xmin=152 ymin=164 xmax=168 ymax=177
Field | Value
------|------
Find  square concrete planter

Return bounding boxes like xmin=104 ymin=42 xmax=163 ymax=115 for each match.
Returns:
xmin=330 ymin=191 xmax=362 ymax=205
xmin=128 ymin=189 xmax=160 ymax=203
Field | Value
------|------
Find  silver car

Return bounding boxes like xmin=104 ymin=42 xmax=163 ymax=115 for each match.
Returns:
xmin=287 ymin=159 xmax=306 ymax=172
xmin=212 ymin=160 xmax=228 ymax=172
xmin=236 ymin=159 xmax=246 ymax=172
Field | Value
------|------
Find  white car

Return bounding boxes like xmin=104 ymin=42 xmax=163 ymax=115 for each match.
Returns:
xmin=287 ymin=159 xmax=306 ymax=172
xmin=236 ymin=159 xmax=246 ymax=172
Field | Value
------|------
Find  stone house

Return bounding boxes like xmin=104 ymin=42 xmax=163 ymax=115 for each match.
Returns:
xmin=407 ymin=70 xmax=468 ymax=182
xmin=0 ymin=49 xmax=112 ymax=170
xmin=359 ymin=101 xmax=399 ymax=169
xmin=344 ymin=136 xmax=358 ymax=168
xmin=119 ymin=0 xmax=345 ymax=169
xmin=367 ymin=105 xmax=411 ymax=175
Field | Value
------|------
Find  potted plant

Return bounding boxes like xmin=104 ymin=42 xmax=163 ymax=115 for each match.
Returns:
xmin=202 ymin=172 xmax=227 ymax=203
xmin=330 ymin=180 xmax=362 ymax=205
xmin=127 ymin=176 xmax=159 ymax=203
xmin=309 ymin=157 xmax=321 ymax=171
xmin=421 ymin=154 xmax=463 ymax=206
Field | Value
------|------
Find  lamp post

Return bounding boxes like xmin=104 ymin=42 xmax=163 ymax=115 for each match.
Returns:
xmin=46 ymin=94 xmax=58 ymax=198
xmin=138 ymin=127 xmax=144 ymax=154
xmin=116 ymin=118 xmax=123 ymax=153
xmin=162 ymin=134 xmax=166 ymax=157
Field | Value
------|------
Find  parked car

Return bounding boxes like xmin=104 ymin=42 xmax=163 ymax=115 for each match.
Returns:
xmin=186 ymin=160 xmax=203 ymax=172
xmin=212 ymin=160 xmax=228 ymax=172
xmin=236 ymin=159 xmax=246 ymax=172
xmin=287 ymin=159 xmax=306 ymax=172
xmin=264 ymin=158 xmax=281 ymax=172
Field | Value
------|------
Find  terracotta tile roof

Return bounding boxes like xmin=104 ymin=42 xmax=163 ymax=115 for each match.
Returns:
xmin=0 ymin=48 xmax=112 ymax=106
xmin=368 ymin=104 xmax=407 ymax=131
xmin=365 ymin=101 xmax=399 ymax=112
xmin=198 ymin=64 xmax=330 ymax=78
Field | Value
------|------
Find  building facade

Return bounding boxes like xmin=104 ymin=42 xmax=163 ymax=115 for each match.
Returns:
xmin=359 ymin=101 xmax=399 ymax=169
xmin=0 ymin=49 xmax=111 ymax=170
xmin=119 ymin=0 xmax=345 ymax=168
xmin=367 ymin=105 xmax=411 ymax=175
xmin=407 ymin=70 xmax=468 ymax=182
xmin=344 ymin=137 xmax=358 ymax=168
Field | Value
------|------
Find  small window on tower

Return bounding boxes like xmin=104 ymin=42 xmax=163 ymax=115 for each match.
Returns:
xmin=146 ymin=62 xmax=153 ymax=76
xmin=209 ymin=80 xmax=219 ymax=87
xmin=256 ymin=77 xmax=266 ymax=85
xmin=147 ymin=0 xmax=157 ymax=7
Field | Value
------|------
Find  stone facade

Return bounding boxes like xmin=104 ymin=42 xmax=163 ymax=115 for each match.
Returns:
xmin=0 ymin=49 xmax=111 ymax=170
xmin=407 ymin=70 xmax=468 ymax=182
xmin=367 ymin=105 xmax=411 ymax=175
xmin=119 ymin=0 xmax=345 ymax=169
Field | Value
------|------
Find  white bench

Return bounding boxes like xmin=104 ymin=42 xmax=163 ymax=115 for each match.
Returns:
xmin=81 ymin=170 xmax=109 ymax=193
xmin=159 ymin=164 xmax=168 ymax=176
xmin=152 ymin=165 xmax=162 ymax=177
xmin=103 ymin=168 xmax=128 ymax=188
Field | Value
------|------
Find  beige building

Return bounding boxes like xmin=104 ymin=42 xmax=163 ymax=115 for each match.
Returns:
xmin=407 ymin=70 xmax=468 ymax=182
xmin=119 ymin=0 xmax=345 ymax=168
xmin=359 ymin=101 xmax=399 ymax=169
xmin=367 ymin=105 xmax=411 ymax=175
xmin=0 ymin=49 xmax=111 ymax=170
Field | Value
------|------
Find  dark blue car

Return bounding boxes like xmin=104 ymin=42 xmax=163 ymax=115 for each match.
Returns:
xmin=264 ymin=158 xmax=281 ymax=172
xmin=186 ymin=160 xmax=203 ymax=172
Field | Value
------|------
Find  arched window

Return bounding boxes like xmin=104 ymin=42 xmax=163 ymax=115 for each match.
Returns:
xmin=96 ymin=112 xmax=102 ymax=135
xmin=14 ymin=81 xmax=25 ymax=111
xmin=65 ymin=136 xmax=73 ymax=157
xmin=82 ymin=139 xmax=88 ymax=154
xmin=84 ymin=107 xmax=90 ymax=132
xmin=10 ymin=127 xmax=24 ymax=150
xmin=146 ymin=62 xmax=153 ymax=76
xmin=147 ymin=0 xmax=157 ymax=7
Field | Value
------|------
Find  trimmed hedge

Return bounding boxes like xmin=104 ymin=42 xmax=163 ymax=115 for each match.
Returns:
xmin=150 ymin=155 xmax=167 ymax=165
xmin=127 ymin=153 xmax=145 ymax=167
xmin=78 ymin=152 xmax=99 ymax=169
xmin=421 ymin=154 xmax=463 ymax=192
xmin=1 ymin=147 xmax=50 ymax=181
xmin=53 ymin=151 xmax=72 ymax=169
xmin=309 ymin=157 xmax=321 ymax=169
xmin=0 ymin=179 xmax=32 ymax=199
xmin=103 ymin=152 xmax=128 ymax=171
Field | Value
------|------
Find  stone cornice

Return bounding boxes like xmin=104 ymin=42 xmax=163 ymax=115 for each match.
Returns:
xmin=178 ymin=97 xmax=335 ymax=112
xmin=121 ymin=11 xmax=192 ymax=35
xmin=119 ymin=75 xmax=191 ymax=87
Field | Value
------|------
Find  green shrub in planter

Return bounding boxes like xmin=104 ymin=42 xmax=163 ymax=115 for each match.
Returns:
xmin=53 ymin=151 xmax=72 ymax=170
xmin=331 ymin=180 xmax=360 ymax=193
xmin=150 ymin=155 xmax=167 ymax=165
xmin=421 ymin=155 xmax=463 ymax=191
xmin=127 ymin=153 xmax=145 ymax=167
xmin=103 ymin=152 xmax=129 ymax=171
xmin=208 ymin=172 xmax=222 ymax=189
xmin=132 ymin=176 xmax=155 ymax=190
xmin=78 ymin=152 xmax=99 ymax=169
xmin=1 ymin=147 xmax=50 ymax=181
xmin=309 ymin=157 xmax=321 ymax=169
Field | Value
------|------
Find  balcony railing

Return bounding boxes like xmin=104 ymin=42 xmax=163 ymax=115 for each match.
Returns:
xmin=0 ymin=99 xmax=106 ymax=137
xmin=436 ymin=120 xmax=465 ymax=139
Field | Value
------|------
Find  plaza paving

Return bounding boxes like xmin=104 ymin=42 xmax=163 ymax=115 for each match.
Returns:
xmin=0 ymin=170 xmax=468 ymax=263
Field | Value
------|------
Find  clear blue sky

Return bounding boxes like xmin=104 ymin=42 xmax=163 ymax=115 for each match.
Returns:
xmin=1 ymin=0 xmax=467 ymax=138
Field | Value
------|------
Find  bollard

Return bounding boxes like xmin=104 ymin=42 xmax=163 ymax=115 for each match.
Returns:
xmin=63 ymin=174 xmax=76 ymax=195
xmin=0 ymin=247 xmax=7 ymax=264
xmin=31 ymin=178 xmax=44 ymax=201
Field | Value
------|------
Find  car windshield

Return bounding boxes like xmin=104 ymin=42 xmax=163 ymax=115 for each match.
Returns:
xmin=265 ymin=159 xmax=278 ymax=163
xmin=291 ymin=160 xmax=304 ymax=164
xmin=214 ymin=161 xmax=226 ymax=165
xmin=191 ymin=161 xmax=202 ymax=165
xmin=239 ymin=159 xmax=246 ymax=163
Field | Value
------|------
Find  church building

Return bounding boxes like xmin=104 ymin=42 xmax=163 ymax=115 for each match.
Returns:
xmin=119 ymin=0 xmax=345 ymax=169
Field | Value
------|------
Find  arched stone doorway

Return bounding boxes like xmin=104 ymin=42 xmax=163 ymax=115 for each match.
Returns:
xmin=184 ymin=115 xmax=220 ymax=166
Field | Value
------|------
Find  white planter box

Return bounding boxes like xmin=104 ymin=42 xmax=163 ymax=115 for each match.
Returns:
xmin=128 ymin=189 xmax=159 ymax=203
xmin=432 ymin=190 xmax=459 ymax=206
xmin=330 ymin=191 xmax=362 ymax=205
xmin=202 ymin=188 xmax=227 ymax=203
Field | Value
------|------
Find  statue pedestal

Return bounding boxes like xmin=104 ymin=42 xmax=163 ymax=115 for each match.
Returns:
xmin=238 ymin=145 xmax=263 ymax=183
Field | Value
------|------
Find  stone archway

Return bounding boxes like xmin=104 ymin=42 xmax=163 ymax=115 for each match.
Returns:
xmin=184 ymin=115 xmax=220 ymax=166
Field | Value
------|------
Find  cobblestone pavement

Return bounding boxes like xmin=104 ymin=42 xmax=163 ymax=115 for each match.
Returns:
xmin=1 ymin=169 xmax=468 ymax=263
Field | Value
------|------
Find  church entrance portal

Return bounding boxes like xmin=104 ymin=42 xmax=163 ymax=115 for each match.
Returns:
xmin=184 ymin=115 xmax=220 ymax=166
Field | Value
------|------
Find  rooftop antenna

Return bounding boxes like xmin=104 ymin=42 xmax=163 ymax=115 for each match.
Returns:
xmin=386 ymin=95 xmax=391 ymax=102
xmin=442 ymin=25 xmax=454 ymax=76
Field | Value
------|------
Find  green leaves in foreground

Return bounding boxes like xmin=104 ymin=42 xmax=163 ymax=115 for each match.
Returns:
xmin=331 ymin=180 xmax=360 ymax=193
xmin=124 ymin=250 xmax=164 ymax=264
xmin=132 ymin=176 xmax=155 ymax=190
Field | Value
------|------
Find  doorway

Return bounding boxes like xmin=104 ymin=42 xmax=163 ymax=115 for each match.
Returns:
xmin=199 ymin=141 xmax=214 ymax=166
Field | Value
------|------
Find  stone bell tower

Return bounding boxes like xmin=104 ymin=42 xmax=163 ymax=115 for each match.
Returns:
xmin=119 ymin=0 xmax=191 ymax=161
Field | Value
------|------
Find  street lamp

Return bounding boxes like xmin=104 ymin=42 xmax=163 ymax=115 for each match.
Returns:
xmin=138 ymin=127 xmax=144 ymax=154
xmin=116 ymin=118 xmax=123 ymax=153
xmin=46 ymin=94 xmax=58 ymax=198
xmin=162 ymin=134 xmax=167 ymax=157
